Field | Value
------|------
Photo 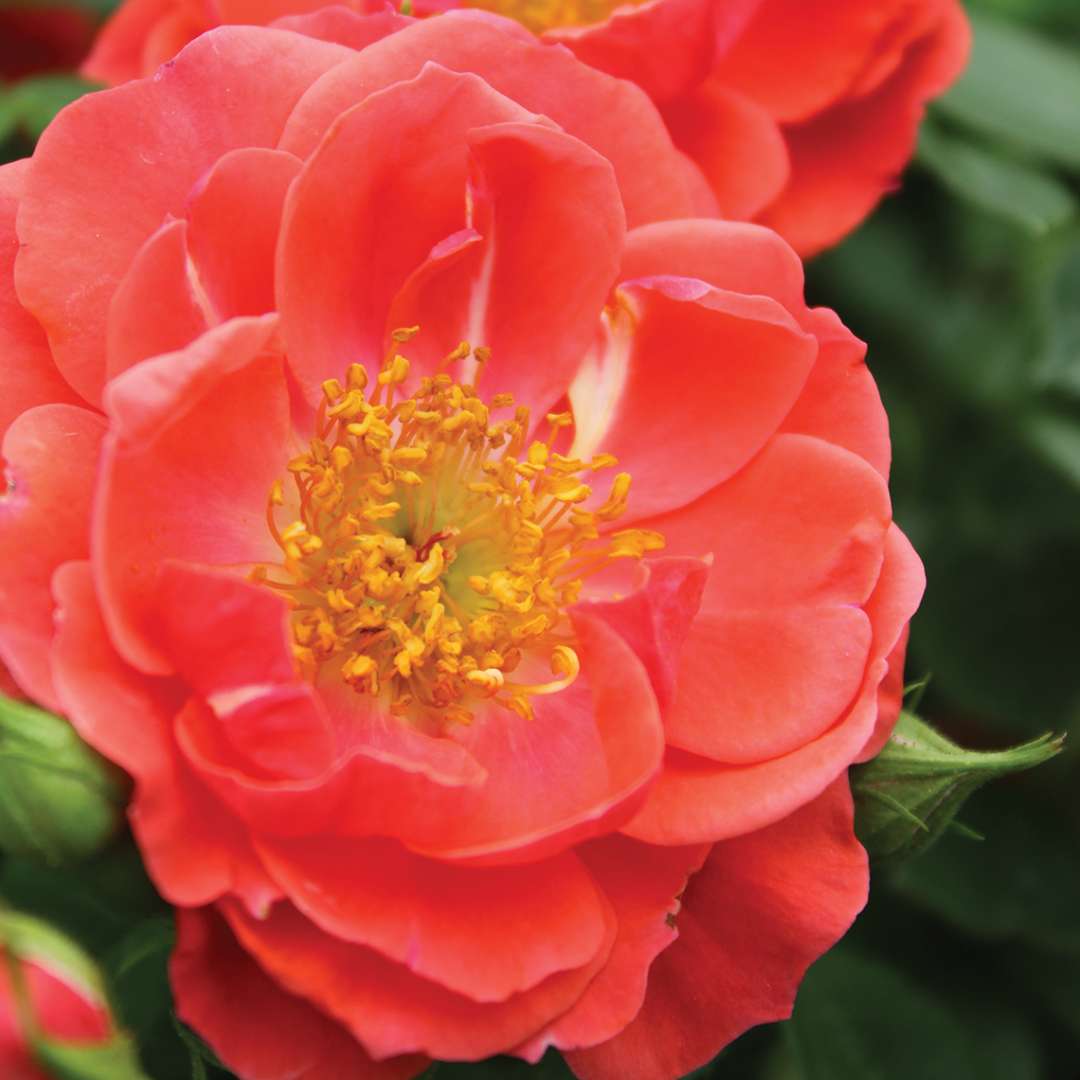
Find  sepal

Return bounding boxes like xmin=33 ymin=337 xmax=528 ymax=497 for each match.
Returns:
xmin=852 ymin=710 xmax=1063 ymax=861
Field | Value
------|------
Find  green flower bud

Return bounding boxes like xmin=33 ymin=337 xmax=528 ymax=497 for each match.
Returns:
xmin=0 ymin=694 xmax=127 ymax=864
xmin=0 ymin=908 xmax=149 ymax=1080
xmin=852 ymin=710 xmax=1063 ymax=861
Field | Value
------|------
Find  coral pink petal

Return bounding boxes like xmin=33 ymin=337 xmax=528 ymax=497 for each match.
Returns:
xmin=186 ymin=148 xmax=303 ymax=321
xmin=575 ymin=556 xmax=709 ymax=710
xmin=779 ymin=306 xmax=890 ymax=477
xmin=106 ymin=219 xmax=211 ymax=380
xmin=546 ymin=0 xmax=726 ymax=103
xmin=80 ymin=0 xmax=189 ymax=84
xmin=623 ymin=679 xmax=877 ymax=847
xmin=279 ymin=12 xmax=701 ymax=228
xmin=854 ymin=525 xmax=925 ymax=762
xmin=569 ymin=778 xmax=867 ymax=1079
xmin=662 ymin=82 xmax=789 ymax=220
xmin=400 ymin=612 xmax=664 ymax=864
xmin=152 ymin=564 xmax=336 ymax=779
xmin=50 ymin=562 xmax=279 ymax=913
xmin=277 ymin=63 xmax=536 ymax=403
xmin=664 ymin=606 xmax=872 ymax=764
xmin=644 ymin=433 xmax=892 ymax=612
xmin=620 ymin=219 xmax=889 ymax=474
xmin=221 ymin=897 xmax=616 ymax=1062
xmin=0 ymin=406 xmax=104 ymax=710
xmin=255 ymin=837 xmax=609 ymax=1001
xmin=455 ymin=122 xmax=624 ymax=408
xmin=621 ymin=217 xmax=806 ymax=314
xmin=95 ymin=316 xmax=286 ymax=674
xmin=571 ymin=279 xmax=816 ymax=520
xmin=172 ymin=908 xmax=426 ymax=1080
xmin=713 ymin=0 xmax=915 ymax=123
xmin=0 ymin=162 xmax=81 ymax=444
xmin=19 ymin=25 xmax=351 ymax=405
xmin=188 ymin=612 xmax=657 ymax=859
xmin=383 ymin=228 xmax=485 ymax=375
xmin=271 ymin=6 xmax=412 ymax=48
xmin=520 ymin=836 xmax=709 ymax=1057
xmin=757 ymin=4 xmax=972 ymax=256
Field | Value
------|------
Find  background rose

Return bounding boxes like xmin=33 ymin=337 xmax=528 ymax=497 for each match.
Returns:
xmin=1 ymin=10 xmax=920 ymax=1080
xmin=0 ymin=5 xmax=96 ymax=83
xmin=81 ymin=0 xmax=969 ymax=256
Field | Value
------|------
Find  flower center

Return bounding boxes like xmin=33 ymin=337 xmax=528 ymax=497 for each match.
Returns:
xmin=465 ymin=0 xmax=648 ymax=33
xmin=257 ymin=330 xmax=663 ymax=728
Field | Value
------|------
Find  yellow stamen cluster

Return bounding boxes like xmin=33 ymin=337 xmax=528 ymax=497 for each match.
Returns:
xmin=467 ymin=0 xmax=647 ymax=32
xmin=257 ymin=331 xmax=663 ymax=728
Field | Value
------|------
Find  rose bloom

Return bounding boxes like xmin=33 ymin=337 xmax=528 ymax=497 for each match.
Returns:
xmin=0 ymin=6 xmax=96 ymax=83
xmin=1 ymin=12 xmax=923 ymax=1079
xmin=0 ymin=946 xmax=110 ymax=1080
xmin=82 ymin=0 xmax=969 ymax=256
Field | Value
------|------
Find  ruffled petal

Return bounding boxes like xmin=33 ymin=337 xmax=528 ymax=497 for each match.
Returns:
xmin=575 ymin=556 xmax=709 ymax=710
xmin=19 ymin=25 xmax=351 ymax=405
xmin=254 ymin=837 xmax=609 ymax=1001
xmin=712 ymin=0 xmax=917 ymax=123
xmin=95 ymin=316 xmax=286 ymax=674
xmin=568 ymin=778 xmax=867 ymax=1079
xmin=186 ymin=147 xmax=303 ymax=321
xmin=853 ymin=524 xmax=925 ymax=762
xmin=757 ymin=2 xmax=972 ymax=255
xmin=270 ymin=6 xmax=412 ymax=48
xmin=105 ymin=219 xmax=212 ymax=380
xmin=519 ymin=836 xmax=709 ymax=1057
xmin=454 ymin=121 xmax=625 ymax=411
xmin=0 ymin=406 xmax=104 ymax=709
xmin=570 ymin=280 xmax=816 ymax=520
xmin=81 ymin=0 xmax=197 ymax=85
xmin=277 ymin=62 xmax=536 ymax=403
xmin=662 ymin=81 xmax=788 ymax=220
xmin=221 ymin=896 xmax=616 ymax=1061
xmin=50 ymin=562 xmax=278 ymax=913
xmin=279 ymin=11 xmax=703 ymax=228
xmin=172 ymin=907 xmax=426 ymax=1080
xmin=664 ymin=606 xmax=872 ymax=764
xmin=546 ymin=0 xmax=725 ymax=103
xmin=0 ymin=161 xmax=81 ymax=445
xmin=643 ymin=433 xmax=891 ymax=612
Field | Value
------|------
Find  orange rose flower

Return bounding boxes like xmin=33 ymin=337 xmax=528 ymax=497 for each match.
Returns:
xmin=2 ymin=14 xmax=922 ymax=1078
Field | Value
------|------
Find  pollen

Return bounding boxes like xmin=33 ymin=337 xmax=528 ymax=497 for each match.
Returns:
xmin=466 ymin=0 xmax=648 ymax=32
xmin=257 ymin=336 xmax=663 ymax=729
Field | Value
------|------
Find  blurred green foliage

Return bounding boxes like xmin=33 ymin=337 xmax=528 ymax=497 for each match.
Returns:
xmin=0 ymin=0 xmax=1078 ymax=1077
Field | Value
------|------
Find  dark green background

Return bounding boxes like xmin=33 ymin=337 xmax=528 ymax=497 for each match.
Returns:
xmin=2 ymin=0 xmax=1079 ymax=1076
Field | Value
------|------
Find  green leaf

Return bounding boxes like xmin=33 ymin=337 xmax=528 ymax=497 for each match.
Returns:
xmin=786 ymin=948 xmax=1041 ymax=1080
xmin=935 ymin=10 xmax=1080 ymax=172
xmin=1021 ymin=406 xmax=1080 ymax=489
xmin=852 ymin=711 xmax=1063 ymax=860
xmin=889 ymin=788 xmax=1080 ymax=953
xmin=0 ymin=695 xmax=127 ymax=865
xmin=0 ymin=75 xmax=101 ymax=141
xmin=918 ymin=123 xmax=1076 ymax=234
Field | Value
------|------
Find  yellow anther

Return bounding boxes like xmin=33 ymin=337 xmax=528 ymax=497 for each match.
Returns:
xmin=417 ymin=543 xmax=445 ymax=585
xmin=262 ymin=339 xmax=660 ymax=725
xmin=466 ymin=667 xmax=505 ymax=692
xmin=392 ymin=326 xmax=421 ymax=342
xmin=361 ymin=502 xmax=401 ymax=522
xmin=378 ymin=354 xmax=410 ymax=386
